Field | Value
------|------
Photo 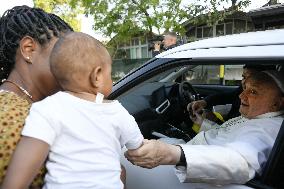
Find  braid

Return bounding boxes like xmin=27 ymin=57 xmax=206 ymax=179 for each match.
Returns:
xmin=0 ymin=5 xmax=73 ymax=80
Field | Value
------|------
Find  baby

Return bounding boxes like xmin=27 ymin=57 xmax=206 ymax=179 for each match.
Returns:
xmin=3 ymin=32 xmax=143 ymax=189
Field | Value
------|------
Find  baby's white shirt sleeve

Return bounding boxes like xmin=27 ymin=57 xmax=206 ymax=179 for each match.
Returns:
xmin=117 ymin=105 xmax=144 ymax=150
xmin=22 ymin=103 xmax=59 ymax=146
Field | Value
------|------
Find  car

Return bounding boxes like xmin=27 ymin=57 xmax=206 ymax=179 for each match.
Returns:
xmin=109 ymin=29 xmax=284 ymax=189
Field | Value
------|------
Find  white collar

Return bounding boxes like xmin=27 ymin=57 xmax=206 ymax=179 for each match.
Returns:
xmin=255 ymin=110 xmax=284 ymax=119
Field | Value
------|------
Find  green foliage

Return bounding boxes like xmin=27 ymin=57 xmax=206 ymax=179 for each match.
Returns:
xmin=77 ymin=0 xmax=191 ymax=41
xmin=33 ymin=0 xmax=251 ymax=41
xmin=33 ymin=0 xmax=83 ymax=31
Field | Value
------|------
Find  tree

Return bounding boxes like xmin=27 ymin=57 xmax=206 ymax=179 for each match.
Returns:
xmin=71 ymin=0 xmax=194 ymax=58
xmin=76 ymin=0 xmax=191 ymax=40
xmin=34 ymin=0 xmax=251 ymax=40
xmin=33 ymin=0 xmax=83 ymax=31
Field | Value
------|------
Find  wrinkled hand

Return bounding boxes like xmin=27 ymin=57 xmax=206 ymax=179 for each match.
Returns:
xmin=187 ymin=100 xmax=207 ymax=115
xmin=125 ymin=139 xmax=180 ymax=169
xmin=187 ymin=100 xmax=207 ymax=125
xmin=189 ymin=111 xmax=204 ymax=125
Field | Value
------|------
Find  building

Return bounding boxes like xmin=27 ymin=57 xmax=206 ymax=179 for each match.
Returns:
xmin=107 ymin=31 xmax=157 ymax=60
xmin=183 ymin=11 xmax=253 ymax=41
xmin=109 ymin=3 xmax=284 ymax=60
xmin=248 ymin=3 xmax=284 ymax=30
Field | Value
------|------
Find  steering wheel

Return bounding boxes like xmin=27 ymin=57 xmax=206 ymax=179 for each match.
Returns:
xmin=178 ymin=81 xmax=198 ymax=108
xmin=163 ymin=81 xmax=198 ymax=140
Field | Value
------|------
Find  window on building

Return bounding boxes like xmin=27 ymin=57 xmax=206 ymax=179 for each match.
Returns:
xmin=197 ymin=27 xmax=203 ymax=38
xmin=203 ymin=26 xmax=213 ymax=38
xmin=130 ymin=48 xmax=136 ymax=59
xmin=234 ymin=20 xmax=246 ymax=34
xmin=216 ymin=24 xmax=225 ymax=36
xmin=225 ymin=22 xmax=233 ymax=35
xmin=136 ymin=47 xmax=141 ymax=59
xmin=118 ymin=36 xmax=151 ymax=59
xmin=140 ymin=36 xmax=146 ymax=45
xmin=247 ymin=22 xmax=254 ymax=32
xmin=196 ymin=26 xmax=213 ymax=39
xmin=141 ymin=47 xmax=148 ymax=58
xmin=125 ymin=49 xmax=130 ymax=58
xmin=188 ymin=30 xmax=196 ymax=39
xmin=132 ymin=38 xmax=139 ymax=46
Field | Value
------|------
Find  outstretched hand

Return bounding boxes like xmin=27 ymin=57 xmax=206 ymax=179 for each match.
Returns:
xmin=125 ymin=139 xmax=181 ymax=169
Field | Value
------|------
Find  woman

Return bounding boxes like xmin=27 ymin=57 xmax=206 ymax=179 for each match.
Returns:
xmin=126 ymin=70 xmax=284 ymax=185
xmin=0 ymin=5 xmax=73 ymax=187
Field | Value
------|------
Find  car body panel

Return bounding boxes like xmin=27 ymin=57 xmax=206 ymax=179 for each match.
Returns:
xmin=121 ymin=149 xmax=252 ymax=189
xmin=157 ymin=29 xmax=284 ymax=58
xmin=160 ymin=45 xmax=284 ymax=59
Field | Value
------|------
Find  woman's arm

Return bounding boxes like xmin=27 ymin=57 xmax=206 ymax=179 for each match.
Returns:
xmin=2 ymin=136 xmax=49 ymax=189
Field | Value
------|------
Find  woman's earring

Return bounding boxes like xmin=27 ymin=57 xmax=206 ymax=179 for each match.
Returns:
xmin=26 ymin=57 xmax=32 ymax=64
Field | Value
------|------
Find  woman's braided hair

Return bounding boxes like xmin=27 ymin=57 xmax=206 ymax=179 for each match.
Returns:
xmin=0 ymin=5 xmax=73 ymax=80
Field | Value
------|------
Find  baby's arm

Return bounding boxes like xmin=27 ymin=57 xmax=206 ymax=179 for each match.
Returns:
xmin=120 ymin=112 xmax=144 ymax=150
xmin=116 ymin=105 xmax=144 ymax=149
xmin=2 ymin=136 xmax=49 ymax=189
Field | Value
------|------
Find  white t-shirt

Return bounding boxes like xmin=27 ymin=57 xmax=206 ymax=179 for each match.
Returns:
xmin=22 ymin=91 xmax=143 ymax=189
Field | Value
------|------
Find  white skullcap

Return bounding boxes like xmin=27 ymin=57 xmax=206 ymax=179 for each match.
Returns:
xmin=263 ymin=70 xmax=284 ymax=95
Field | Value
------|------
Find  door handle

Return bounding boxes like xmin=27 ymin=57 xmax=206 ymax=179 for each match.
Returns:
xmin=155 ymin=99 xmax=170 ymax=114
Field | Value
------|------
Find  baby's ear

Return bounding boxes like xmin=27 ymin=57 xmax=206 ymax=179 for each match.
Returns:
xmin=90 ymin=66 xmax=102 ymax=88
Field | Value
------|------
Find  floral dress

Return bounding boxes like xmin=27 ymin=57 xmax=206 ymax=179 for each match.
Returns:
xmin=0 ymin=91 xmax=45 ymax=188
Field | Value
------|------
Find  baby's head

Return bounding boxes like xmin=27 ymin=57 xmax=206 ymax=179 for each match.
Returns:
xmin=50 ymin=32 xmax=113 ymax=97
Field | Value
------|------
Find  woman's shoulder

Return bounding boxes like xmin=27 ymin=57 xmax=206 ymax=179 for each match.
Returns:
xmin=0 ymin=90 xmax=31 ymax=182
xmin=0 ymin=90 xmax=31 ymax=130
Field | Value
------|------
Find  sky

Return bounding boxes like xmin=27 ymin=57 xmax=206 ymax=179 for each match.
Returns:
xmin=1 ymin=0 xmax=283 ymax=41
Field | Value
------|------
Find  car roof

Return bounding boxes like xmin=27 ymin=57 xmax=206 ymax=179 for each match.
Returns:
xmin=157 ymin=29 xmax=284 ymax=59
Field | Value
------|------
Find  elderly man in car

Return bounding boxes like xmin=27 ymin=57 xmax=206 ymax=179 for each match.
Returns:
xmin=126 ymin=70 xmax=284 ymax=185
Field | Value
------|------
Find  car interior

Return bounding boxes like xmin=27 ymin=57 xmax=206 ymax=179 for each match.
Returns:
xmin=117 ymin=64 xmax=240 ymax=141
xmin=114 ymin=61 xmax=283 ymax=188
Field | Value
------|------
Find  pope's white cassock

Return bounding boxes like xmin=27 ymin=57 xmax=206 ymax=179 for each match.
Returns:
xmin=175 ymin=111 xmax=284 ymax=185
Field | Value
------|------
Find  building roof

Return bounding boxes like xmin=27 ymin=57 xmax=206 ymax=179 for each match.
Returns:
xmin=183 ymin=10 xmax=250 ymax=28
xmin=248 ymin=3 xmax=284 ymax=17
xmin=248 ymin=3 xmax=284 ymax=29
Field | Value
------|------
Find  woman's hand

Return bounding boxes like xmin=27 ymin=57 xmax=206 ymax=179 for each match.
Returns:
xmin=125 ymin=139 xmax=181 ymax=169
